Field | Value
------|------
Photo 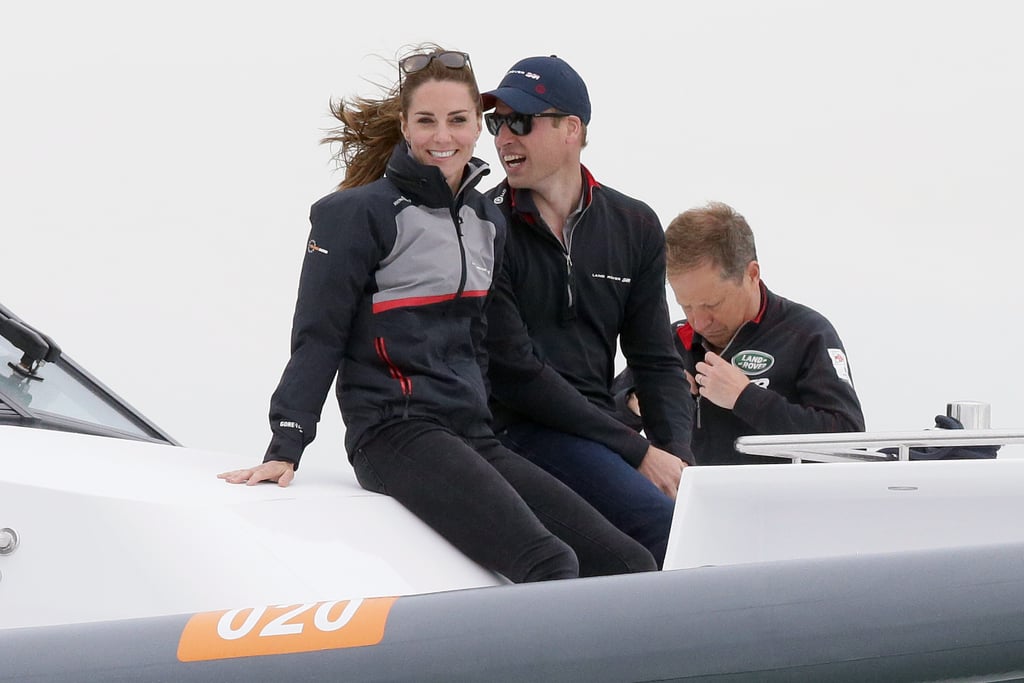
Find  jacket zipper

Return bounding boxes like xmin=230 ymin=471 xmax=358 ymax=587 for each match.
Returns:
xmin=564 ymin=252 xmax=573 ymax=309
xmin=452 ymin=180 xmax=474 ymax=298
xmin=695 ymin=323 xmax=749 ymax=431
xmin=374 ymin=180 xmax=478 ymax=416
xmin=561 ymin=206 xmax=586 ymax=316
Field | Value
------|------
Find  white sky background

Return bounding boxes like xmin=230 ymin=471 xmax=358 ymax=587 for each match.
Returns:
xmin=2 ymin=1 xmax=1022 ymax=464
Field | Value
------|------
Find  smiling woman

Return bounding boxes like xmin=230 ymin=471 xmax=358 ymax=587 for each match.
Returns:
xmin=399 ymin=77 xmax=481 ymax=192
xmin=217 ymin=42 xmax=657 ymax=584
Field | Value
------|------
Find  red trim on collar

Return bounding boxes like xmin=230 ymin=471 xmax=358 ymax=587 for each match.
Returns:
xmin=675 ymin=322 xmax=695 ymax=351
xmin=581 ymin=164 xmax=599 ymax=205
xmin=751 ymin=281 xmax=768 ymax=324
xmin=505 ymin=186 xmax=529 ymax=224
xmin=505 ymin=186 xmax=539 ymax=227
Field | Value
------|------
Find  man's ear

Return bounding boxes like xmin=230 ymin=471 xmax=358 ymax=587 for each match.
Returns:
xmin=566 ymin=115 xmax=584 ymax=142
xmin=747 ymin=260 xmax=761 ymax=283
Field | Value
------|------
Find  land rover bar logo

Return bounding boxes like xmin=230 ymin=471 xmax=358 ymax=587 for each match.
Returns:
xmin=731 ymin=350 xmax=775 ymax=375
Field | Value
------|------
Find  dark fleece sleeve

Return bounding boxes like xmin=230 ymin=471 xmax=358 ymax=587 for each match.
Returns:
xmin=264 ymin=194 xmax=384 ymax=469
xmin=611 ymin=367 xmax=645 ymax=433
xmin=616 ymin=214 xmax=695 ymax=464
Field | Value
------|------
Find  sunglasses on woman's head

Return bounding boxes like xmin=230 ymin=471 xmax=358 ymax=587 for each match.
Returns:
xmin=398 ymin=51 xmax=472 ymax=93
xmin=400 ymin=51 xmax=471 ymax=74
xmin=484 ymin=111 xmax=570 ymax=136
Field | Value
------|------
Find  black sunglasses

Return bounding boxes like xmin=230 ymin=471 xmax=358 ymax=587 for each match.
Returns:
xmin=484 ymin=111 xmax=570 ymax=136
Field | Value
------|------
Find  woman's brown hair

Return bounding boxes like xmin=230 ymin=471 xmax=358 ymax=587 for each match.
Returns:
xmin=321 ymin=43 xmax=481 ymax=190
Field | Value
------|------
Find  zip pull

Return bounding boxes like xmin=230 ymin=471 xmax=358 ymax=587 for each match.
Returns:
xmin=564 ymin=252 xmax=574 ymax=309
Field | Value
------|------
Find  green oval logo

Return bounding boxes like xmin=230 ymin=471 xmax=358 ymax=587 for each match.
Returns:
xmin=731 ymin=350 xmax=774 ymax=375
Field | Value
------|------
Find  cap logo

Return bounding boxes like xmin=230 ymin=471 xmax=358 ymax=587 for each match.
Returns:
xmin=507 ymin=69 xmax=540 ymax=81
xmin=535 ymin=85 xmax=547 ymax=95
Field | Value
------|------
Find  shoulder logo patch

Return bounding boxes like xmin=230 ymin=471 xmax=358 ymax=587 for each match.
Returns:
xmin=731 ymin=350 xmax=775 ymax=375
xmin=828 ymin=348 xmax=853 ymax=385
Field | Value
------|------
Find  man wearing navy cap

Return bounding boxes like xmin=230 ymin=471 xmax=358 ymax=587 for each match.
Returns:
xmin=481 ymin=56 xmax=694 ymax=567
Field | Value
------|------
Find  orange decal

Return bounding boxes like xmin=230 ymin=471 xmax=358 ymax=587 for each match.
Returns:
xmin=176 ymin=597 xmax=398 ymax=662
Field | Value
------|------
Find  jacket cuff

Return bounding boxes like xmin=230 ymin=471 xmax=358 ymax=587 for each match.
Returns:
xmin=264 ymin=436 xmax=304 ymax=472
xmin=618 ymin=432 xmax=651 ymax=468
xmin=670 ymin=442 xmax=696 ymax=467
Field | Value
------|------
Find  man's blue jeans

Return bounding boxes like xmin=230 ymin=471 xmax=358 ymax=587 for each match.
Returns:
xmin=497 ymin=421 xmax=675 ymax=567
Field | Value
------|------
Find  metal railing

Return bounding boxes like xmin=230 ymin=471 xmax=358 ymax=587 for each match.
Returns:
xmin=734 ymin=429 xmax=1024 ymax=463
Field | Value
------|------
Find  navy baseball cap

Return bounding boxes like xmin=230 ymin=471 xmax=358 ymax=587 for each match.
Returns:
xmin=482 ymin=55 xmax=591 ymax=125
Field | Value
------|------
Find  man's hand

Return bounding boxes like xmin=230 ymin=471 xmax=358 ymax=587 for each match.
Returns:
xmin=694 ymin=351 xmax=750 ymax=409
xmin=218 ymin=460 xmax=296 ymax=487
xmin=638 ymin=445 xmax=687 ymax=499
xmin=683 ymin=369 xmax=698 ymax=396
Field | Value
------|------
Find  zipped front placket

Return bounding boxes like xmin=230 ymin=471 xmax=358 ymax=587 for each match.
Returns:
xmin=450 ymin=171 xmax=484 ymax=299
xmin=695 ymin=322 xmax=749 ymax=431
xmin=560 ymin=206 xmax=587 ymax=317
xmin=452 ymin=208 xmax=469 ymax=297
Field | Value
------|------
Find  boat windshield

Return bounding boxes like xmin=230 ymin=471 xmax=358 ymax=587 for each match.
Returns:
xmin=0 ymin=305 xmax=177 ymax=444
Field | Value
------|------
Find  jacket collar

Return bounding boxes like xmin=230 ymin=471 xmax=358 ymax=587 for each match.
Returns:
xmin=501 ymin=164 xmax=599 ymax=227
xmin=385 ymin=142 xmax=490 ymax=208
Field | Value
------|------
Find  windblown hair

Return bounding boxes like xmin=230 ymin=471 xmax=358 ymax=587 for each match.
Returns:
xmin=665 ymin=201 xmax=758 ymax=280
xmin=321 ymin=43 xmax=481 ymax=190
